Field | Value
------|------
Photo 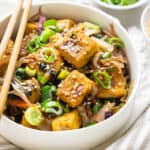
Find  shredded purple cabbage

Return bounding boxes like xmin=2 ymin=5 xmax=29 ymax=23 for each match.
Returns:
xmin=38 ymin=16 xmax=46 ymax=34
xmin=105 ymin=112 xmax=112 ymax=119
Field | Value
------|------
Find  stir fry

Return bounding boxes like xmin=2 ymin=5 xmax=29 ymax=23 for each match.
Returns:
xmin=3 ymin=13 xmax=130 ymax=131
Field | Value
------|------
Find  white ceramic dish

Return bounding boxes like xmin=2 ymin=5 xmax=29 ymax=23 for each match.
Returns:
xmin=0 ymin=2 xmax=140 ymax=150
xmin=141 ymin=5 xmax=150 ymax=43
xmin=94 ymin=0 xmax=147 ymax=10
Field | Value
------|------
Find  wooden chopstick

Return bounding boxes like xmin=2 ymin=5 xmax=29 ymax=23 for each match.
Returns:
xmin=0 ymin=0 xmax=32 ymax=117
xmin=0 ymin=0 xmax=23 ymax=60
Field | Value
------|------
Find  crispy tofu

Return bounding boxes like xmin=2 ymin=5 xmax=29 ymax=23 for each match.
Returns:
xmin=97 ymin=70 xmax=127 ymax=98
xmin=57 ymin=19 xmax=75 ymax=31
xmin=60 ymin=32 xmax=99 ymax=68
xmin=52 ymin=110 xmax=81 ymax=131
xmin=25 ymin=23 xmax=37 ymax=35
xmin=57 ymin=70 xmax=94 ymax=107
xmin=0 ymin=40 xmax=14 ymax=76
xmin=75 ymin=22 xmax=101 ymax=36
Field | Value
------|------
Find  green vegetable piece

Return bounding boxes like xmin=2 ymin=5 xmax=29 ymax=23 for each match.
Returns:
xmin=101 ymin=0 xmax=109 ymax=3
xmin=43 ymin=19 xmax=57 ymax=29
xmin=54 ymin=26 xmax=62 ymax=33
xmin=24 ymin=106 xmax=43 ymax=126
xmin=85 ymin=121 xmax=98 ymax=127
xmin=110 ymin=0 xmax=122 ymax=5
xmin=57 ymin=69 xmax=69 ymax=80
xmin=41 ymin=99 xmax=51 ymax=107
xmin=41 ymin=48 xmax=56 ymax=63
xmin=41 ymin=85 xmax=53 ymax=102
xmin=107 ymin=37 xmax=124 ymax=48
xmin=25 ymin=66 xmax=37 ymax=77
xmin=42 ymin=101 xmax=63 ymax=115
xmin=101 ymin=0 xmax=137 ymax=6
xmin=93 ymin=71 xmax=111 ymax=89
xmin=37 ymin=72 xmax=49 ymax=85
xmin=84 ymin=22 xmax=101 ymax=31
xmin=63 ymin=105 xmax=70 ymax=113
xmin=101 ymin=52 xmax=111 ymax=59
xmin=27 ymin=36 xmax=44 ymax=53
xmin=93 ymin=101 xmax=102 ymax=113
xmin=15 ymin=67 xmax=26 ymax=79
xmin=123 ymin=0 xmax=137 ymax=5
xmin=43 ymin=19 xmax=62 ymax=32
xmin=50 ymin=85 xmax=57 ymax=94
xmin=40 ymin=29 xmax=55 ymax=43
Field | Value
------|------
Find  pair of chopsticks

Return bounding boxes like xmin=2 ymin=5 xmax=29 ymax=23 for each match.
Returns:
xmin=0 ymin=0 xmax=32 ymax=117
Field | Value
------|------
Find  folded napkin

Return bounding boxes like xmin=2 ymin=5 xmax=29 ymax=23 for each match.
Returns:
xmin=0 ymin=1 xmax=150 ymax=150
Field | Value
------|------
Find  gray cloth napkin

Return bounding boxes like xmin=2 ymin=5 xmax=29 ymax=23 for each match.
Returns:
xmin=0 ymin=1 xmax=150 ymax=150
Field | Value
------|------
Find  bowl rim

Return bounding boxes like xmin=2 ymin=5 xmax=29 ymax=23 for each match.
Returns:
xmin=94 ymin=0 xmax=147 ymax=10
xmin=1 ymin=1 xmax=141 ymax=135
xmin=141 ymin=4 xmax=150 ymax=43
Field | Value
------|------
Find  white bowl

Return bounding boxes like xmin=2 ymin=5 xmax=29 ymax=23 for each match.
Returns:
xmin=94 ymin=0 xmax=147 ymax=10
xmin=141 ymin=5 xmax=150 ymax=43
xmin=0 ymin=2 xmax=140 ymax=150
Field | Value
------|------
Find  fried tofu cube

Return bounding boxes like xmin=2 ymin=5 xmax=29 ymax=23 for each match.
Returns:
xmin=97 ymin=70 xmax=127 ymax=98
xmin=57 ymin=19 xmax=75 ymax=31
xmin=57 ymin=70 xmax=94 ymax=107
xmin=25 ymin=23 xmax=37 ymax=34
xmin=0 ymin=40 xmax=14 ymax=76
xmin=52 ymin=110 xmax=81 ymax=131
xmin=60 ymin=32 xmax=99 ymax=68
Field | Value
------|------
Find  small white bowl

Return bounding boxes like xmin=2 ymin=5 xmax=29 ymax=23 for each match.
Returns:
xmin=141 ymin=5 xmax=150 ymax=42
xmin=0 ymin=2 xmax=140 ymax=150
xmin=94 ymin=0 xmax=147 ymax=10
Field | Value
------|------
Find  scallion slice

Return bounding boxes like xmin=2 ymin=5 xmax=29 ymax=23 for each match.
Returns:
xmin=24 ymin=106 xmax=43 ymax=126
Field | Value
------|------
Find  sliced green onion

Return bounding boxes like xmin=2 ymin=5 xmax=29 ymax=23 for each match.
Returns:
xmin=85 ymin=121 xmax=98 ymax=127
xmin=25 ymin=66 xmax=37 ymax=77
xmin=93 ymin=101 xmax=102 ymax=113
xmin=110 ymin=0 xmax=123 ymax=5
xmin=63 ymin=105 xmax=70 ymax=113
xmin=101 ymin=0 xmax=138 ymax=6
xmin=43 ymin=19 xmax=57 ymax=29
xmin=40 ymin=48 xmax=56 ymax=63
xmin=24 ymin=106 xmax=43 ymax=126
xmin=107 ymin=37 xmax=124 ymax=49
xmin=101 ymin=52 xmax=111 ymax=59
xmin=37 ymin=72 xmax=49 ymax=85
xmin=101 ymin=0 xmax=109 ymax=3
xmin=84 ymin=22 xmax=101 ymax=31
xmin=27 ymin=36 xmax=44 ymax=53
xmin=40 ymin=29 xmax=55 ymax=43
xmin=41 ymin=85 xmax=53 ymax=102
xmin=50 ymin=85 xmax=57 ymax=94
xmin=57 ymin=69 xmax=69 ymax=80
xmin=93 ymin=71 xmax=111 ymax=89
xmin=40 ymin=99 xmax=51 ymax=107
xmin=43 ymin=19 xmax=62 ymax=32
xmin=42 ymin=101 xmax=63 ymax=115
xmin=123 ymin=0 xmax=137 ymax=5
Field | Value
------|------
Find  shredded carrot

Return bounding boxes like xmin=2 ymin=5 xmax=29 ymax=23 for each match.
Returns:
xmin=7 ymin=98 xmax=33 ymax=109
